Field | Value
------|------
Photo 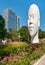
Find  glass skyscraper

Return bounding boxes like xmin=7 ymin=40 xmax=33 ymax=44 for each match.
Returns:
xmin=4 ymin=8 xmax=20 ymax=32
xmin=16 ymin=16 xmax=20 ymax=31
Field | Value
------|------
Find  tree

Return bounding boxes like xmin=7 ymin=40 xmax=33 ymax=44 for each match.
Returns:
xmin=9 ymin=29 xmax=18 ymax=41
xmin=39 ymin=29 xmax=43 ymax=39
xmin=42 ymin=31 xmax=45 ymax=38
xmin=19 ymin=26 xmax=31 ymax=42
xmin=0 ymin=15 xmax=7 ymax=39
xmin=39 ymin=29 xmax=45 ymax=39
xmin=6 ymin=32 xmax=11 ymax=39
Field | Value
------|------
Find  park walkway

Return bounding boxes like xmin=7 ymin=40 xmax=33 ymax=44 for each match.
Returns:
xmin=33 ymin=55 xmax=45 ymax=65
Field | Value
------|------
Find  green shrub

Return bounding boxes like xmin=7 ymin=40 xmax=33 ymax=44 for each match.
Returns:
xmin=0 ymin=49 xmax=11 ymax=58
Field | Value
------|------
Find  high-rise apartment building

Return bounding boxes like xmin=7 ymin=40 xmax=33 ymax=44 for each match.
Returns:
xmin=16 ymin=16 xmax=20 ymax=31
xmin=4 ymin=8 xmax=20 ymax=32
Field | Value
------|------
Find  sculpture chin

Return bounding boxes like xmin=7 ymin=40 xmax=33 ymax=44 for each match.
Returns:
xmin=29 ymin=30 xmax=38 ymax=37
xmin=30 ymin=31 xmax=35 ymax=37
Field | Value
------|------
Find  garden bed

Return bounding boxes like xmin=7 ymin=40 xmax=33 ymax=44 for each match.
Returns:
xmin=0 ymin=41 xmax=45 ymax=65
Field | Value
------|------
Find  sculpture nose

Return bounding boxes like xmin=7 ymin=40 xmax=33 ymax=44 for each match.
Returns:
xmin=30 ymin=18 xmax=33 ymax=24
xmin=29 ymin=22 xmax=32 ymax=25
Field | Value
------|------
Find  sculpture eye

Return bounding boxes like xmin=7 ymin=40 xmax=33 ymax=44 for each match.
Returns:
xmin=33 ymin=16 xmax=34 ymax=19
xmin=28 ymin=15 xmax=31 ymax=19
xmin=30 ymin=15 xmax=31 ymax=18
xmin=33 ymin=15 xmax=35 ymax=19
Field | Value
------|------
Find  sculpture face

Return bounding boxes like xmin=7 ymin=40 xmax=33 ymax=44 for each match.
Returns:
xmin=28 ymin=4 xmax=40 ymax=37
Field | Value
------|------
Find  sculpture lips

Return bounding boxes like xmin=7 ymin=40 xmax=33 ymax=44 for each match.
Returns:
xmin=29 ymin=28 xmax=33 ymax=31
xmin=30 ymin=29 xmax=32 ymax=31
xmin=29 ymin=27 xmax=34 ymax=31
xmin=29 ymin=27 xmax=33 ymax=28
xmin=29 ymin=27 xmax=34 ymax=30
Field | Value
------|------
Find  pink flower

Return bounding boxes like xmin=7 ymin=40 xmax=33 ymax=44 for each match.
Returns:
xmin=3 ymin=57 xmax=7 ymax=61
xmin=0 ymin=60 xmax=4 ymax=63
xmin=13 ymin=56 xmax=18 ymax=62
xmin=21 ymin=52 xmax=25 ymax=57
xmin=13 ymin=58 xmax=18 ymax=62
xmin=0 ymin=56 xmax=7 ymax=63
xmin=6 ymin=56 xmax=10 ymax=61
xmin=24 ymin=52 xmax=28 ymax=55
xmin=8 ymin=58 xmax=12 ymax=62
xmin=20 ymin=56 xmax=24 ymax=59
xmin=9 ymin=53 xmax=13 ymax=57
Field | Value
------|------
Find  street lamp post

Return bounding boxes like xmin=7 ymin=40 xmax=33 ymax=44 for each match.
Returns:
xmin=18 ymin=33 xmax=20 ymax=42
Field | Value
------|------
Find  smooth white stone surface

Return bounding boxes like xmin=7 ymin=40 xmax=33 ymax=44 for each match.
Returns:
xmin=28 ymin=4 xmax=40 ymax=43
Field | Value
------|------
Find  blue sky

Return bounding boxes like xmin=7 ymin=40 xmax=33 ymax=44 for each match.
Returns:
xmin=0 ymin=0 xmax=45 ymax=31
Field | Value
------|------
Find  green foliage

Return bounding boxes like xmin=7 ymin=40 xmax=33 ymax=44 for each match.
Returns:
xmin=0 ymin=49 xmax=11 ymax=59
xmin=7 ymin=29 xmax=18 ymax=41
xmin=6 ymin=32 xmax=11 ymax=39
xmin=0 ymin=15 xmax=7 ymax=39
xmin=39 ymin=29 xmax=45 ymax=39
xmin=0 ymin=42 xmax=27 ymax=58
xmin=19 ymin=26 xmax=31 ymax=42
xmin=32 ymin=51 xmax=41 ymax=60
xmin=0 ymin=41 xmax=45 ymax=65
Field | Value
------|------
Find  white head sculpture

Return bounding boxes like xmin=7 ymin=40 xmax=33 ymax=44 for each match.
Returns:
xmin=28 ymin=4 xmax=40 ymax=43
